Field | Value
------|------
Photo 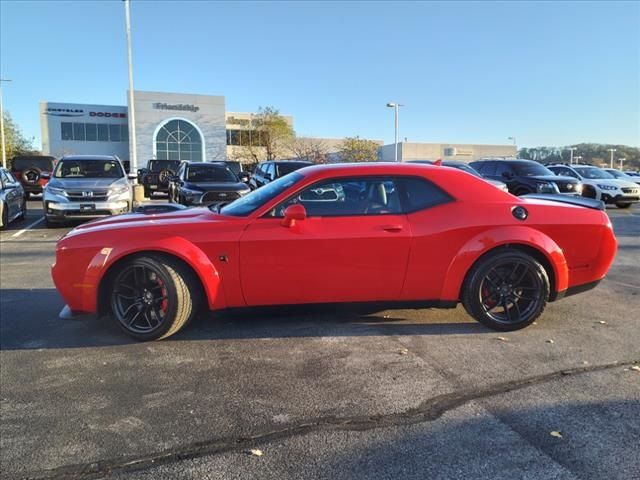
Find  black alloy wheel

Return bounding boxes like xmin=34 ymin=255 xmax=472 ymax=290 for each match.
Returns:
xmin=462 ymin=249 xmax=549 ymax=331
xmin=110 ymin=256 xmax=200 ymax=341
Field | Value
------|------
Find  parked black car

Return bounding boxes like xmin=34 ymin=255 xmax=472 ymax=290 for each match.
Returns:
xmin=223 ymin=160 xmax=251 ymax=183
xmin=139 ymin=159 xmax=181 ymax=197
xmin=168 ymin=161 xmax=250 ymax=206
xmin=469 ymin=159 xmax=581 ymax=196
xmin=249 ymin=160 xmax=312 ymax=189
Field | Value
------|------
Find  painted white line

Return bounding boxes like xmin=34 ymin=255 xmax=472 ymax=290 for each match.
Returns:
xmin=604 ymin=279 xmax=640 ymax=289
xmin=10 ymin=216 xmax=44 ymax=238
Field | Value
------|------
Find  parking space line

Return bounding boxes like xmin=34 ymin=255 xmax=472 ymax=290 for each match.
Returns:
xmin=9 ymin=217 xmax=45 ymax=238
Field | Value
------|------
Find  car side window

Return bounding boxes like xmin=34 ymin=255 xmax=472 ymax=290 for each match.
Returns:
xmin=271 ymin=177 xmax=402 ymax=217
xmin=265 ymin=163 xmax=276 ymax=179
xmin=494 ymin=163 xmax=513 ymax=178
xmin=0 ymin=171 xmax=8 ymax=188
xmin=477 ymin=162 xmax=496 ymax=176
xmin=397 ymin=177 xmax=453 ymax=213
xmin=5 ymin=171 xmax=17 ymax=184
xmin=563 ymin=168 xmax=579 ymax=179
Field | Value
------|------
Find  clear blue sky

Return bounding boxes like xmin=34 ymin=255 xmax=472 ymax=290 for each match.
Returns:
xmin=1 ymin=0 xmax=639 ymax=149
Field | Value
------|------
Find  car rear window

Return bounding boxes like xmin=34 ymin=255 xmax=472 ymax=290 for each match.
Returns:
xmin=148 ymin=160 xmax=181 ymax=172
xmin=12 ymin=157 xmax=55 ymax=171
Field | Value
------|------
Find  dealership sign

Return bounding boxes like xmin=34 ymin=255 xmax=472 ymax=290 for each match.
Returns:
xmin=44 ymin=108 xmax=84 ymax=117
xmin=152 ymin=102 xmax=200 ymax=113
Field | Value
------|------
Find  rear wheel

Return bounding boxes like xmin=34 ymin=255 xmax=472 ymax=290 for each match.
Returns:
xmin=461 ymin=249 xmax=549 ymax=331
xmin=109 ymin=255 xmax=201 ymax=341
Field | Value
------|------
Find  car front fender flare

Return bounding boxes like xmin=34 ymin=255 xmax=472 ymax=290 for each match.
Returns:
xmin=439 ymin=226 xmax=569 ymax=301
xmin=83 ymin=236 xmax=223 ymax=313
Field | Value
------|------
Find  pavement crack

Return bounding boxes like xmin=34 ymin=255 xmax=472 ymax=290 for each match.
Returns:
xmin=21 ymin=358 xmax=639 ymax=480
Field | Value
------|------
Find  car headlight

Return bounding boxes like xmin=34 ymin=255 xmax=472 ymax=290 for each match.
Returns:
xmin=574 ymin=184 xmax=583 ymax=194
xmin=536 ymin=182 xmax=559 ymax=193
xmin=109 ymin=185 xmax=130 ymax=195
xmin=597 ymin=184 xmax=618 ymax=191
xmin=239 ymin=188 xmax=251 ymax=196
xmin=46 ymin=186 xmax=65 ymax=196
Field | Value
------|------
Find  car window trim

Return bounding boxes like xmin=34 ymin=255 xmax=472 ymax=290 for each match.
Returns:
xmin=262 ymin=174 xmax=454 ymax=219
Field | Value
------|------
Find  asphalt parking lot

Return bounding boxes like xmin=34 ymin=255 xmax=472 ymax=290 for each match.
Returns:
xmin=1 ymin=198 xmax=639 ymax=480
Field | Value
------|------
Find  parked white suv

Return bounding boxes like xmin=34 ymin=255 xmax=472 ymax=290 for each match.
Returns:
xmin=547 ymin=164 xmax=639 ymax=209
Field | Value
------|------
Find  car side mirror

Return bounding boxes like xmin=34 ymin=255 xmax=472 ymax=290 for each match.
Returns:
xmin=281 ymin=204 xmax=306 ymax=228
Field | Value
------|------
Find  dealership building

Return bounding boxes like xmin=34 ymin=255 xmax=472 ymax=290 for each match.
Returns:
xmin=40 ymin=90 xmax=516 ymax=167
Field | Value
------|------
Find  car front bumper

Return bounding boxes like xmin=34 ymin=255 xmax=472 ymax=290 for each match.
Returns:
xmin=44 ymin=199 xmax=131 ymax=220
xmin=601 ymin=193 xmax=640 ymax=204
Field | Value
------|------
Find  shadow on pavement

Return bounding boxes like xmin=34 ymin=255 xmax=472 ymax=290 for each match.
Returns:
xmin=0 ymin=288 xmax=486 ymax=350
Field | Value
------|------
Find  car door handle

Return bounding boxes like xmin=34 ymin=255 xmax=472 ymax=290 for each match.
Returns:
xmin=381 ymin=224 xmax=403 ymax=232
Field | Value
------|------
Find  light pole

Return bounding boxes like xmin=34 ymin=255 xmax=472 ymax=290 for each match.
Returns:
xmin=386 ymin=102 xmax=404 ymax=162
xmin=508 ymin=136 xmax=516 ymax=146
xmin=575 ymin=155 xmax=583 ymax=164
xmin=124 ymin=0 xmax=138 ymax=175
xmin=619 ymin=157 xmax=625 ymax=169
xmin=608 ymin=148 xmax=616 ymax=169
xmin=567 ymin=147 xmax=577 ymax=165
xmin=0 ymin=78 xmax=11 ymax=169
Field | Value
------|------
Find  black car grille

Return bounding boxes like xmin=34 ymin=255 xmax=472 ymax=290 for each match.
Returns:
xmin=201 ymin=191 xmax=240 ymax=204
xmin=557 ymin=182 xmax=579 ymax=193
xmin=66 ymin=189 xmax=110 ymax=202
xmin=622 ymin=187 xmax=639 ymax=194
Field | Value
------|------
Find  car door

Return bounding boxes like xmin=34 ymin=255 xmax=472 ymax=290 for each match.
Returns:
xmin=238 ymin=176 xmax=412 ymax=306
xmin=1 ymin=171 xmax=20 ymax=218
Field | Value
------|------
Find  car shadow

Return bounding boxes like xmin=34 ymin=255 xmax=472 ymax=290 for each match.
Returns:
xmin=0 ymin=288 xmax=487 ymax=350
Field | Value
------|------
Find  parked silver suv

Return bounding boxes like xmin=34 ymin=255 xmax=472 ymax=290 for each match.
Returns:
xmin=43 ymin=155 xmax=134 ymax=227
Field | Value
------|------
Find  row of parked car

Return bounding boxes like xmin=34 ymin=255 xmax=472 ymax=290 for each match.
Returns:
xmin=1 ymin=154 xmax=639 ymax=229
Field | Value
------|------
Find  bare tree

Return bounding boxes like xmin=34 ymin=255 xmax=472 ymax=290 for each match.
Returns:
xmin=287 ymin=137 xmax=330 ymax=163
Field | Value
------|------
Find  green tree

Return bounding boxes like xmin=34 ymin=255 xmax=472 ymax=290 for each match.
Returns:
xmin=337 ymin=136 xmax=379 ymax=162
xmin=1 ymin=111 xmax=35 ymax=167
xmin=518 ymin=144 xmax=640 ymax=170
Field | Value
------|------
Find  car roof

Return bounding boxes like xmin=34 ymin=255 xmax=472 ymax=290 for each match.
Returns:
xmin=472 ymin=158 xmax=537 ymax=165
xmin=60 ymin=155 xmax=120 ymax=161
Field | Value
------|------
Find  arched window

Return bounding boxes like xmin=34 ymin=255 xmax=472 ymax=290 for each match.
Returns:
xmin=155 ymin=119 xmax=203 ymax=161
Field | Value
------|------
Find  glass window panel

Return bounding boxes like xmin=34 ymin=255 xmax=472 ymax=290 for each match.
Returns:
xmin=73 ymin=123 xmax=85 ymax=141
xmin=156 ymin=150 xmax=168 ymax=160
xmin=61 ymin=122 xmax=73 ymax=140
xmin=156 ymin=128 xmax=169 ymax=142
xmin=109 ymin=124 xmax=121 ymax=142
xmin=97 ymin=124 xmax=109 ymax=141
xmin=154 ymin=120 xmax=203 ymax=162
xmin=85 ymin=123 xmax=97 ymax=141
xmin=230 ymin=130 xmax=240 ymax=146
xmin=121 ymin=125 xmax=129 ymax=142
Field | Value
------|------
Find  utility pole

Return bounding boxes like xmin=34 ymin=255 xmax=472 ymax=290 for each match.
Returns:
xmin=0 ymin=78 xmax=12 ymax=169
xmin=608 ymin=148 xmax=617 ymax=169
xmin=124 ymin=0 xmax=138 ymax=175
xmin=386 ymin=102 xmax=404 ymax=162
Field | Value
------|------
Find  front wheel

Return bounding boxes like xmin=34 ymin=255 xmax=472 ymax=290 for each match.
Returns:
xmin=461 ymin=249 xmax=549 ymax=331
xmin=109 ymin=255 xmax=201 ymax=341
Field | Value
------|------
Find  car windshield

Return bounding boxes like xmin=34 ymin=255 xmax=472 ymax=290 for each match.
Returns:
xmin=220 ymin=172 xmax=304 ymax=216
xmin=12 ymin=157 xmax=55 ymax=171
xmin=512 ymin=162 xmax=555 ymax=176
xmin=148 ymin=160 xmax=180 ymax=172
xmin=574 ymin=167 xmax=615 ymax=179
xmin=605 ymin=170 xmax=629 ymax=179
xmin=54 ymin=159 xmax=124 ymax=178
xmin=186 ymin=165 xmax=237 ymax=182
xmin=445 ymin=162 xmax=482 ymax=178
xmin=278 ymin=162 xmax=310 ymax=175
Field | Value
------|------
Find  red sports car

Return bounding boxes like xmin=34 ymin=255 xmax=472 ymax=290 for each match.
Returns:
xmin=52 ymin=163 xmax=617 ymax=341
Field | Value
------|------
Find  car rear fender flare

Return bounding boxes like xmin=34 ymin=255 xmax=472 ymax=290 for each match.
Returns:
xmin=87 ymin=236 xmax=224 ymax=313
xmin=439 ymin=226 xmax=568 ymax=301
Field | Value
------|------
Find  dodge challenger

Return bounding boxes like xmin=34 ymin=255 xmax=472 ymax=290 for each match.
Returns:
xmin=52 ymin=163 xmax=617 ymax=341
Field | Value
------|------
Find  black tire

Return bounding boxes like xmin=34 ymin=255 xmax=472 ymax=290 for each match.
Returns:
xmin=616 ymin=203 xmax=632 ymax=209
xmin=461 ymin=248 xmax=549 ymax=331
xmin=109 ymin=255 xmax=202 ymax=341
xmin=22 ymin=168 xmax=41 ymax=185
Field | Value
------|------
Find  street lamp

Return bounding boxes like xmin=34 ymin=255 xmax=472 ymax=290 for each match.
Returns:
xmin=575 ymin=155 xmax=583 ymax=164
xmin=124 ymin=0 xmax=138 ymax=175
xmin=619 ymin=157 xmax=626 ymax=169
xmin=608 ymin=148 xmax=617 ymax=169
xmin=507 ymin=136 xmax=516 ymax=146
xmin=567 ymin=147 xmax=577 ymax=165
xmin=386 ymin=102 xmax=404 ymax=162
xmin=0 ymin=78 xmax=12 ymax=169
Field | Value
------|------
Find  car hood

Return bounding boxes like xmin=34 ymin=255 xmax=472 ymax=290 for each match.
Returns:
xmin=185 ymin=182 xmax=249 ymax=192
xmin=48 ymin=177 xmax=128 ymax=189
xmin=585 ymin=178 xmax=638 ymax=188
